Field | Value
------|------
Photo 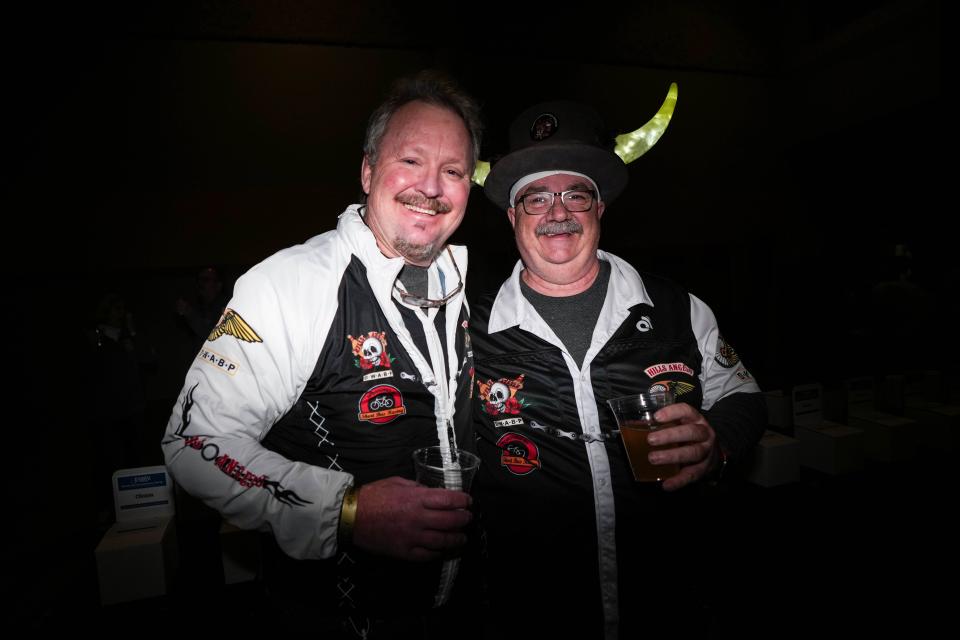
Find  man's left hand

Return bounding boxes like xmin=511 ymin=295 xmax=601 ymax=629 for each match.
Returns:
xmin=647 ymin=402 xmax=722 ymax=492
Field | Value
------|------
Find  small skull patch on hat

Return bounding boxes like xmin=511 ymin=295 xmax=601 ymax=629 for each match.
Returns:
xmin=530 ymin=113 xmax=558 ymax=141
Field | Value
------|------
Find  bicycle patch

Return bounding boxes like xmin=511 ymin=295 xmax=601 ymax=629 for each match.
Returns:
xmin=357 ymin=384 xmax=407 ymax=424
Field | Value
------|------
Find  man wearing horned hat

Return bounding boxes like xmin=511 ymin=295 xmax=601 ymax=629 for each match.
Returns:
xmin=469 ymin=87 xmax=766 ymax=639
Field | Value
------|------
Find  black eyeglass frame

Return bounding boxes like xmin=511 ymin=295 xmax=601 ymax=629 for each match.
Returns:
xmin=517 ymin=189 xmax=597 ymax=215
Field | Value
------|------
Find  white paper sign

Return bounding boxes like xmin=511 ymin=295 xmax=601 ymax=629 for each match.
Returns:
xmin=113 ymin=465 xmax=175 ymax=523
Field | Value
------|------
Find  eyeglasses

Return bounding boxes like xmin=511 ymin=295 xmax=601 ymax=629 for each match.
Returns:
xmin=394 ymin=247 xmax=464 ymax=308
xmin=517 ymin=189 xmax=596 ymax=215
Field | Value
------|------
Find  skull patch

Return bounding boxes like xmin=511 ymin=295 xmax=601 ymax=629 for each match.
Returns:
xmin=347 ymin=331 xmax=391 ymax=370
xmin=478 ymin=374 xmax=528 ymax=415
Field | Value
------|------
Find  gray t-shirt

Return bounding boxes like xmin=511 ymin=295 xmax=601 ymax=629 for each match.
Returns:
xmin=398 ymin=263 xmax=429 ymax=299
xmin=398 ymin=263 xmax=430 ymax=316
xmin=519 ymin=260 xmax=611 ymax=368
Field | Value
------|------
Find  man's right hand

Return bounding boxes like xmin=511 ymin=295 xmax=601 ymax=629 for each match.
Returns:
xmin=351 ymin=476 xmax=472 ymax=562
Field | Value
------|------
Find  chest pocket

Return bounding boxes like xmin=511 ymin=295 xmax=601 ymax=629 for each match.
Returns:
xmin=592 ymin=335 xmax=704 ymax=416
xmin=474 ymin=346 xmax=578 ymax=433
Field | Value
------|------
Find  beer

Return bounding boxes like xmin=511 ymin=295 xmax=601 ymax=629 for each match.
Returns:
xmin=607 ymin=390 xmax=678 ymax=482
xmin=619 ymin=418 xmax=680 ymax=482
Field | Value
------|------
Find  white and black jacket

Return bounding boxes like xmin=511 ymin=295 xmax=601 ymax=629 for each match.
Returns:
xmin=162 ymin=205 xmax=473 ymax=614
xmin=470 ymin=251 xmax=764 ymax=640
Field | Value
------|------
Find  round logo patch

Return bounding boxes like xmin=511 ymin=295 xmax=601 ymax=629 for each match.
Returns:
xmin=714 ymin=336 xmax=741 ymax=368
xmin=496 ymin=432 xmax=542 ymax=475
xmin=530 ymin=113 xmax=558 ymax=141
xmin=357 ymin=384 xmax=407 ymax=424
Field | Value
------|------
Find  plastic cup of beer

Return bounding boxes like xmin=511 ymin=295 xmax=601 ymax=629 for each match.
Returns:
xmin=412 ymin=446 xmax=480 ymax=491
xmin=607 ymin=390 xmax=679 ymax=482
xmin=411 ymin=446 xmax=480 ymax=607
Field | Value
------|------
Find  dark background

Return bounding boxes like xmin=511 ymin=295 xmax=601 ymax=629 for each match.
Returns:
xmin=6 ymin=0 xmax=951 ymax=634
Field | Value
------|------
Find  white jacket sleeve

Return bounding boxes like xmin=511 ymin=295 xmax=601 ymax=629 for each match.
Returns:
xmin=161 ymin=264 xmax=351 ymax=560
xmin=689 ymin=293 xmax=761 ymax=411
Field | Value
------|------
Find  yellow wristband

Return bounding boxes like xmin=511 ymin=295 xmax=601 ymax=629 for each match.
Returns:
xmin=338 ymin=485 xmax=358 ymax=548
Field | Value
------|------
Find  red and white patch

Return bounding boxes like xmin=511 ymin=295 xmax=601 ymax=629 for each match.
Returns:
xmin=496 ymin=432 xmax=541 ymax=476
xmin=644 ymin=362 xmax=695 ymax=378
xmin=357 ymin=384 xmax=406 ymax=424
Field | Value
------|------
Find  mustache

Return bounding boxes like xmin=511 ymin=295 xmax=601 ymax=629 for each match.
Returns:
xmin=536 ymin=219 xmax=583 ymax=236
xmin=396 ymin=194 xmax=451 ymax=214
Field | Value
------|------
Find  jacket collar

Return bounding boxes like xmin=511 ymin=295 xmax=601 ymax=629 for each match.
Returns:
xmin=488 ymin=250 xmax=652 ymax=334
xmin=337 ymin=205 xmax=468 ymax=309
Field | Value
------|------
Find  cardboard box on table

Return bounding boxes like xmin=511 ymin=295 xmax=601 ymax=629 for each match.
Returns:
xmin=791 ymin=383 xmax=864 ymax=475
xmin=880 ymin=371 xmax=957 ymax=453
xmin=746 ymin=391 xmax=801 ymax=487
xmin=879 ymin=371 xmax=944 ymax=413
xmin=763 ymin=389 xmax=792 ymax=430
xmin=746 ymin=429 xmax=801 ymax=487
xmin=95 ymin=466 xmax=178 ymax=605
xmin=845 ymin=377 xmax=918 ymax=462
xmin=904 ymin=400 xmax=960 ymax=454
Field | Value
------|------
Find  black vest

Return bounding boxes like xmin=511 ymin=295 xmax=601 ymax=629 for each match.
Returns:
xmin=470 ymin=271 xmax=704 ymax=638
xmin=261 ymin=256 xmax=475 ymax=618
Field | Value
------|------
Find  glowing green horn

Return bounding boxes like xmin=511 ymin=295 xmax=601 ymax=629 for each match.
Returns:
xmin=614 ymin=82 xmax=677 ymax=164
xmin=472 ymin=83 xmax=676 ymax=185
xmin=471 ymin=160 xmax=491 ymax=187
